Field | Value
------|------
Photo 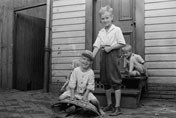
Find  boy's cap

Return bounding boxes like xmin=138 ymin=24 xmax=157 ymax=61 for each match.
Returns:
xmin=81 ymin=50 xmax=94 ymax=61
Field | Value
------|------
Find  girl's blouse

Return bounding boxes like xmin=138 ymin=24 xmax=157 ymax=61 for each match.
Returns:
xmin=93 ymin=24 xmax=126 ymax=48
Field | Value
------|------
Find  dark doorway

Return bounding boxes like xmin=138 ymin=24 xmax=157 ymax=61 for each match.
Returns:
xmin=13 ymin=13 xmax=45 ymax=91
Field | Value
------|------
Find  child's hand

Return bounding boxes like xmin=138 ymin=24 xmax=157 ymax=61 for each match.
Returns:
xmin=70 ymin=96 xmax=75 ymax=101
xmin=82 ymin=95 xmax=88 ymax=102
xmin=104 ymin=47 xmax=112 ymax=53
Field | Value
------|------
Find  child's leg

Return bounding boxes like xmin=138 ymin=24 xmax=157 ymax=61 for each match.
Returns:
xmin=114 ymin=89 xmax=121 ymax=108
xmin=109 ymin=85 xmax=122 ymax=116
xmin=88 ymin=93 xmax=105 ymax=116
xmin=129 ymin=70 xmax=140 ymax=76
xmin=103 ymin=85 xmax=114 ymax=111
xmin=59 ymin=91 xmax=70 ymax=100
xmin=105 ymin=89 xmax=112 ymax=106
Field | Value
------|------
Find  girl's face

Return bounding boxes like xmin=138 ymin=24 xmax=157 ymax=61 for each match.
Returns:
xmin=80 ymin=56 xmax=92 ymax=70
xmin=100 ymin=11 xmax=113 ymax=28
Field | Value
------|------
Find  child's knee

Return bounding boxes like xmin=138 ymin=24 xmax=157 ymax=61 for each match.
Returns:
xmin=129 ymin=71 xmax=140 ymax=76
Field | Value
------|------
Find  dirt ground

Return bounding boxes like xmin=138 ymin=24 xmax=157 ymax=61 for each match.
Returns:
xmin=0 ymin=89 xmax=176 ymax=118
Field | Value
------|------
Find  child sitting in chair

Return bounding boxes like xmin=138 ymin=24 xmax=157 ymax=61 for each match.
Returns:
xmin=122 ymin=44 xmax=148 ymax=77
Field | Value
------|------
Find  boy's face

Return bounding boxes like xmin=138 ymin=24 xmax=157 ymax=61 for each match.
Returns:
xmin=123 ymin=50 xmax=132 ymax=59
xmin=80 ymin=56 xmax=92 ymax=70
xmin=100 ymin=11 xmax=113 ymax=28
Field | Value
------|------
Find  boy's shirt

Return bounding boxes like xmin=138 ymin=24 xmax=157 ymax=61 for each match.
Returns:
xmin=124 ymin=53 xmax=145 ymax=73
xmin=93 ymin=24 xmax=126 ymax=48
xmin=68 ymin=67 xmax=95 ymax=94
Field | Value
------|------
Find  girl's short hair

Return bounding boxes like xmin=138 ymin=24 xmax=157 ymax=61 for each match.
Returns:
xmin=122 ymin=44 xmax=132 ymax=52
xmin=99 ymin=5 xmax=113 ymax=16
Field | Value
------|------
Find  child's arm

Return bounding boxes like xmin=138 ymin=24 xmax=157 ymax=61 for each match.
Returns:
xmin=70 ymin=88 xmax=75 ymax=100
xmin=104 ymin=43 xmax=125 ymax=53
xmin=129 ymin=60 xmax=135 ymax=75
xmin=93 ymin=47 xmax=99 ymax=58
xmin=83 ymin=89 xmax=90 ymax=101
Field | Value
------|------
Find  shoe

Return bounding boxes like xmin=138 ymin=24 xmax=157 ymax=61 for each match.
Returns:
xmin=103 ymin=104 xmax=114 ymax=112
xmin=109 ymin=107 xmax=122 ymax=116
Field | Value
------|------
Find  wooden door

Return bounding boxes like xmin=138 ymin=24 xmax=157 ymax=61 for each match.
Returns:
xmin=93 ymin=0 xmax=136 ymax=70
xmin=14 ymin=13 xmax=45 ymax=91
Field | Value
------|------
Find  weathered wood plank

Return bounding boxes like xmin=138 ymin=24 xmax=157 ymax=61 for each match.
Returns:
xmin=145 ymin=9 xmax=176 ymax=17
xmin=145 ymin=39 xmax=176 ymax=46
xmin=148 ymin=77 xmax=176 ymax=84
xmin=53 ymin=4 xmax=85 ymax=13
xmin=52 ymin=70 xmax=71 ymax=77
xmin=52 ymin=50 xmax=82 ymax=57
xmin=148 ymin=69 xmax=176 ymax=76
xmin=145 ymin=31 xmax=176 ymax=39
xmin=145 ymin=24 xmax=176 ymax=32
xmin=146 ymin=62 xmax=176 ymax=69
xmin=52 ymin=17 xmax=85 ymax=26
xmin=145 ymin=46 xmax=176 ymax=54
xmin=52 ymin=63 xmax=72 ymax=70
xmin=52 ymin=44 xmax=85 ymax=51
xmin=52 ymin=57 xmax=80 ymax=64
xmin=52 ymin=76 xmax=68 ymax=83
xmin=52 ymin=24 xmax=85 ymax=32
xmin=145 ymin=16 xmax=176 ymax=24
xmin=145 ymin=1 xmax=176 ymax=10
xmin=145 ymin=54 xmax=176 ymax=61
xmin=52 ymin=37 xmax=85 ymax=45
xmin=52 ymin=31 xmax=85 ymax=38
xmin=53 ymin=11 xmax=85 ymax=19
xmin=53 ymin=0 xmax=85 ymax=7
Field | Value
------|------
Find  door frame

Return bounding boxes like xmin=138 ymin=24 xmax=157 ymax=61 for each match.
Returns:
xmin=85 ymin=0 xmax=145 ymax=58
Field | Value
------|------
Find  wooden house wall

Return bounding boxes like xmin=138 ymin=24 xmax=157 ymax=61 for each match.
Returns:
xmin=0 ymin=0 xmax=46 ymax=89
xmin=144 ymin=0 xmax=176 ymax=84
xmin=51 ymin=0 xmax=86 ymax=85
xmin=144 ymin=0 xmax=176 ymax=98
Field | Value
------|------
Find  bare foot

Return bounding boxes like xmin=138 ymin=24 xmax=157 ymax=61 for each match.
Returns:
xmin=99 ymin=109 xmax=106 ymax=117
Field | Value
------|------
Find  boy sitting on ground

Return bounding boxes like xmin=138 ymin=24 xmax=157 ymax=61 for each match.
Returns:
xmin=59 ymin=50 xmax=105 ymax=116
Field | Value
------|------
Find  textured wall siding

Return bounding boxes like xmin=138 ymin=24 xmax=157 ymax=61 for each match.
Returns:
xmin=144 ymin=0 xmax=176 ymax=84
xmin=51 ymin=0 xmax=86 ymax=83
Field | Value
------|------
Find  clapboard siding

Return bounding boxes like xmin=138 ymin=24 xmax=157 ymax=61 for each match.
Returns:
xmin=148 ymin=77 xmax=176 ymax=83
xmin=53 ymin=11 xmax=85 ymax=19
xmin=53 ymin=0 xmax=85 ymax=7
xmin=52 ymin=31 xmax=85 ymax=38
xmin=145 ymin=0 xmax=175 ymax=3
xmin=51 ymin=0 xmax=86 ymax=83
xmin=53 ymin=17 xmax=85 ymax=26
xmin=52 ymin=57 xmax=80 ymax=64
xmin=52 ymin=50 xmax=83 ymax=57
xmin=52 ymin=44 xmax=85 ymax=51
xmin=145 ymin=9 xmax=176 ymax=17
xmin=145 ymin=46 xmax=176 ymax=54
xmin=145 ymin=24 xmax=176 ymax=32
xmin=52 ymin=24 xmax=85 ymax=32
xmin=145 ymin=0 xmax=176 ymax=85
xmin=145 ymin=39 xmax=176 ymax=46
xmin=145 ymin=31 xmax=176 ymax=39
xmin=145 ymin=16 xmax=176 ymax=24
xmin=146 ymin=62 xmax=176 ymax=69
xmin=53 ymin=4 xmax=85 ymax=13
xmin=146 ymin=54 xmax=176 ymax=61
xmin=52 ymin=37 xmax=85 ymax=45
xmin=145 ymin=1 xmax=176 ymax=10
